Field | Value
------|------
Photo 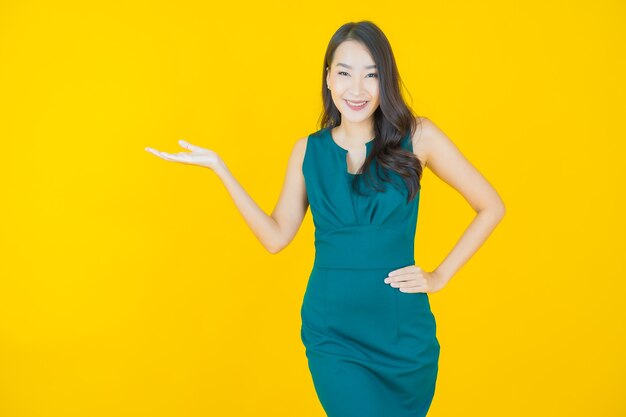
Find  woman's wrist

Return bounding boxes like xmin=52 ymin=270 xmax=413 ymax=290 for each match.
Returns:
xmin=212 ymin=158 xmax=229 ymax=177
xmin=433 ymin=268 xmax=452 ymax=284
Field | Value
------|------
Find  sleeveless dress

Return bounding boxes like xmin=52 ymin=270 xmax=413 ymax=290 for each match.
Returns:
xmin=300 ymin=126 xmax=440 ymax=417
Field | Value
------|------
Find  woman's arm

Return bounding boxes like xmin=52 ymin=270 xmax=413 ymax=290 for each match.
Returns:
xmin=413 ymin=117 xmax=506 ymax=285
xmin=213 ymin=138 xmax=309 ymax=254
xmin=145 ymin=137 xmax=309 ymax=254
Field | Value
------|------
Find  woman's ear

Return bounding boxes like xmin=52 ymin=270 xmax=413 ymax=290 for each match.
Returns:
xmin=326 ymin=69 xmax=330 ymax=90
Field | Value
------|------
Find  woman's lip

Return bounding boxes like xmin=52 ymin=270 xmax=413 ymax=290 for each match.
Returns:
xmin=344 ymin=99 xmax=369 ymax=110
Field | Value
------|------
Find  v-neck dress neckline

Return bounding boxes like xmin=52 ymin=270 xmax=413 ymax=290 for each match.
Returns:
xmin=326 ymin=127 xmax=375 ymax=176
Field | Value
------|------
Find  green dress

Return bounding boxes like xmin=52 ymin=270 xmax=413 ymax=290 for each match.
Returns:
xmin=300 ymin=126 xmax=440 ymax=417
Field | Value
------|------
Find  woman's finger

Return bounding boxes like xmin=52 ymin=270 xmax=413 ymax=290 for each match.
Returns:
xmin=156 ymin=151 xmax=184 ymax=162
xmin=386 ymin=273 xmax=416 ymax=283
xmin=178 ymin=139 xmax=204 ymax=152
xmin=145 ymin=147 xmax=162 ymax=156
xmin=145 ymin=148 xmax=174 ymax=160
xmin=390 ymin=279 xmax=418 ymax=287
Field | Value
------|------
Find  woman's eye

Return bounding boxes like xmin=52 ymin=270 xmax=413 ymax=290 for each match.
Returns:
xmin=338 ymin=71 xmax=378 ymax=78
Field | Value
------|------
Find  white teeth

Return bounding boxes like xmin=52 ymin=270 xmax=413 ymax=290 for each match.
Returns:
xmin=346 ymin=100 xmax=367 ymax=107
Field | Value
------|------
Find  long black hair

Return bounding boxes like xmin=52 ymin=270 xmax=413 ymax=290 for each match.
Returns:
xmin=318 ymin=21 xmax=424 ymax=202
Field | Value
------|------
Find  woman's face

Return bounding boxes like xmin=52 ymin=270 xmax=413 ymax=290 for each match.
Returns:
xmin=326 ymin=40 xmax=380 ymax=123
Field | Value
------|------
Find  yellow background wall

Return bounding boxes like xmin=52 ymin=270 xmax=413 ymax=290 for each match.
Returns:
xmin=1 ymin=1 xmax=624 ymax=416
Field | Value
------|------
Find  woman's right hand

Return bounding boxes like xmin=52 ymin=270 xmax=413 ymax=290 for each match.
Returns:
xmin=145 ymin=139 xmax=223 ymax=171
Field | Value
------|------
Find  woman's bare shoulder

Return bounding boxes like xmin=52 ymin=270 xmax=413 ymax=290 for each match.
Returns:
xmin=294 ymin=135 xmax=309 ymax=157
xmin=288 ymin=135 xmax=310 ymax=175
xmin=411 ymin=116 xmax=431 ymax=169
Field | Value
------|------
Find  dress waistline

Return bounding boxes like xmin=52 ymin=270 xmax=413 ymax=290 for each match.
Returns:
xmin=313 ymin=224 xmax=415 ymax=269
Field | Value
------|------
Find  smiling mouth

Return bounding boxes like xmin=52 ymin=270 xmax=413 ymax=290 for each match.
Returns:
xmin=344 ymin=99 xmax=368 ymax=108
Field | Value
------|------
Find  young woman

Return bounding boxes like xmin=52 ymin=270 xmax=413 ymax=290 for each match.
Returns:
xmin=146 ymin=21 xmax=505 ymax=417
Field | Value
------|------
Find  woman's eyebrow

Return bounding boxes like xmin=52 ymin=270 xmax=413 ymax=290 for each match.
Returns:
xmin=335 ymin=63 xmax=377 ymax=69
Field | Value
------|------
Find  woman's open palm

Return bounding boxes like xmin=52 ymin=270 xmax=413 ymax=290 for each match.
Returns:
xmin=145 ymin=140 xmax=221 ymax=170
